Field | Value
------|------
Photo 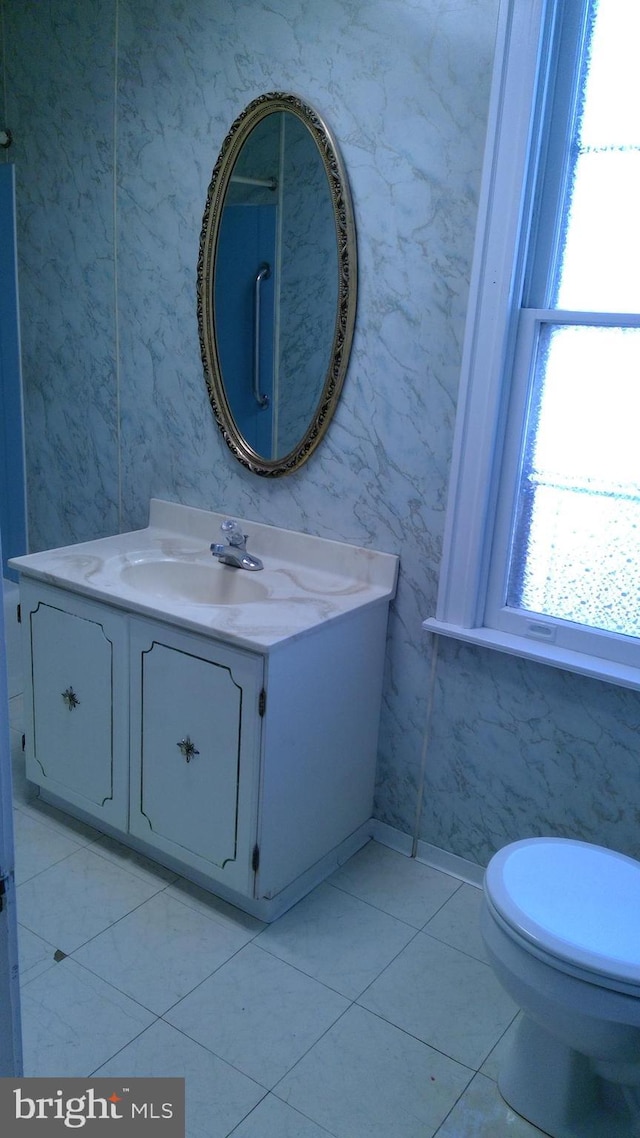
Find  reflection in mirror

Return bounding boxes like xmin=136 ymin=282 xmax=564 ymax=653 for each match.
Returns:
xmin=197 ymin=93 xmax=357 ymax=476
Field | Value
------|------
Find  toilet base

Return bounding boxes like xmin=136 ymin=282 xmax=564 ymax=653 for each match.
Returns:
xmin=498 ymin=1016 xmax=640 ymax=1138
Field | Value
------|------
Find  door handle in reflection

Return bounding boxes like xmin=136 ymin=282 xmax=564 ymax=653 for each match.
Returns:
xmin=253 ymin=263 xmax=270 ymax=409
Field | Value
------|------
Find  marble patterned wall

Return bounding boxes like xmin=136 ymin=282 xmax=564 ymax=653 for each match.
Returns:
xmin=5 ymin=0 xmax=640 ymax=867
xmin=424 ymin=638 xmax=640 ymax=863
xmin=4 ymin=0 xmax=120 ymax=546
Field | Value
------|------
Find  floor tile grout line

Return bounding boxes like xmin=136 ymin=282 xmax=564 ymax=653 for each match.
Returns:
xmin=14 ymin=845 xmax=88 ymax=889
xmin=160 ymin=884 xmax=266 ymax=938
xmin=265 ymin=1000 xmax=484 ymax=1138
xmin=65 ymin=952 xmax=177 ymax=1020
xmin=262 ymin=1089 xmax=342 ymax=1138
xmin=225 ymin=1092 xmax=339 ymax=1138
xmin=14 ymin=825 xmax=178 ymax=904
xmin=150 ymin=955 xmax=364 ymax=1100
xmin=18 ymin=873 xmax=177 ymax=964
xmin=267 ymin=997 xmax=357 ymax=1095
xmin=345 ymin=922 xmax=426 ymax=1006
xmin=84 ymin=840 xmax=181 ymax=887
xmin=349 ymin=999 xmax=482 ymax=1076
xmin=326 ymin=872 xmax=466 ymax=932
xmin=88 ymin=1018 xmax=166 ymax=1080
xmin=420 ymin=879 xmax=467 ymax=927
xmin=62 ymin=891 xmax=265 ymax=1016
xmin=236 ymin=936 xmax=354 ymax=991
xmin=418 ymin=924 xmax=492 ymax=967
xmin=13 ymin=800 xmax=177 ymax=887
xmin=156 ymin=924 xmax=499 ymax=1093
xmin=15 ymin=920 xmax=59 ymax=982
xmin=155 ymin=937 xmax=264 ymax=1020
xmin=154 ymin=1014 xmax=272 ymax=1094
xmin=13 ymin=794 xmax=103 ymax=840
xmin=223 ymin=1093 xmax=275 ymax=1138
xmin=155 ymin=881 xmax=265 ymax=935
xmin=325 ymin=870 xmax=467 ymax=931
xmin=480 ymin=1007 xmax=521 ymax=1072
xmin=17 ymin=954 xmax=59 ymax=988
xmin=321 ymin=877 xmax=490 ymax=973
xmin=431 ymin=1067 xmax=481 ymax=1138
xmin=18 ymin=947 xmax=151 ymax=1014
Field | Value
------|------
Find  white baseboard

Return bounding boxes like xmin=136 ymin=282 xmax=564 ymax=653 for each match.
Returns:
xmin=369 ymin=819 xmax=413 ymax=856
xmin=370 ymin=819 xmax=484 ymax=888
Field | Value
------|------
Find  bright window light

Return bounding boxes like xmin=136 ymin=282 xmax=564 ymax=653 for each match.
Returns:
xmin=506 ymin=0 xmax=640 ymax=638
xmin=428 ymin=0 xmax=640 ymax=688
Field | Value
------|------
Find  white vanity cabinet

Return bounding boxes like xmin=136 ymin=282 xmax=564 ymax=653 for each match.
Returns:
xmin=22 ymin=583 xmax=264 ymax=901
xmin=22 ymin=580 xmax=129 ymax=830
xmin=13 ymin=500 xmax=399 ymax=919
xmin=128 ymin=618 xmax=263 ymax=897
xmin=20 ymin=579 xmax=389 ymax=918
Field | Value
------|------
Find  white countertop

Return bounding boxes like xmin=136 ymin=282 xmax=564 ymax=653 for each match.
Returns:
xmin=10 ymin=500 xmax=399 ymax=651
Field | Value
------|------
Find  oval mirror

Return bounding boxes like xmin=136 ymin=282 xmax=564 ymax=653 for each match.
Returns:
xmin=197 ymin=92 xmax=357 ymax=476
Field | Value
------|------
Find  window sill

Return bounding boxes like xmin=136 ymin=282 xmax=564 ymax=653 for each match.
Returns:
xmin=422 ymin=618 xmax=640 ymax=693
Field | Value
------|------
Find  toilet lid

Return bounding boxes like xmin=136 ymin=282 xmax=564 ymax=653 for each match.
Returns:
xmin=485 ymin=838 xmax=640 ymax=986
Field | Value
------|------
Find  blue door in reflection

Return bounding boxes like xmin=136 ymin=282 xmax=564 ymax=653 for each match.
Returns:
xmin=215 ymin=203 xmax=276 ymax=458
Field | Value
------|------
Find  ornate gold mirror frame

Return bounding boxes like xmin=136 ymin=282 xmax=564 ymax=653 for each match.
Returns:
xmin=197 ymin=92 xmax=357 ymax=476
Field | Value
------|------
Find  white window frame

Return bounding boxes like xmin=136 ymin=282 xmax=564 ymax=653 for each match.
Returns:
xmin=424 ymin=0 xmax=640 ymax=692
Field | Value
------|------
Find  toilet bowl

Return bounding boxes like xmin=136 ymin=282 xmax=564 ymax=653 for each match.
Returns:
xmin=482 ymin=838 xmax=640 ymax=1138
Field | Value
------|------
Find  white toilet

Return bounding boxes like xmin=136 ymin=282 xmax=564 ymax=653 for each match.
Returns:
xmin=482 ymin=837 xmax=640 ymax=1138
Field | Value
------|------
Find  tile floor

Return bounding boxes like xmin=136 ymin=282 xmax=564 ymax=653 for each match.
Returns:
xmin=8 ymin=691 xmax=546 ymax=1137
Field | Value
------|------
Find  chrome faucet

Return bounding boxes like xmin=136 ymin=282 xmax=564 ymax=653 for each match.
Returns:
xmin=211 ymin=519 xmax=263 ymax=571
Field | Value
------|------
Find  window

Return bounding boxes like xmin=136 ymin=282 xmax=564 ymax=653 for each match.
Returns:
xmin=425 ymin=0 xmax=640 ymax=690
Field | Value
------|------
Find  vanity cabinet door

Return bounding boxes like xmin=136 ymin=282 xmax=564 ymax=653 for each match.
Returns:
xmin=129 ymin=620 xmax=263 ymax=896
xmin=22 ymin=583 xmax=129 ymax=828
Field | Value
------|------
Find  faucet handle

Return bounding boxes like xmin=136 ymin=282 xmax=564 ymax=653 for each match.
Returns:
xmin=220 ymin=518 xmax=246 ymax=547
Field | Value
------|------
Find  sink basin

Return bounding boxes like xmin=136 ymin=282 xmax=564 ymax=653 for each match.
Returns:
xmin=10 ymin=500 xmax=399 ymax=647
xmin=118 ymin=557 xmax=269 ymax=605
